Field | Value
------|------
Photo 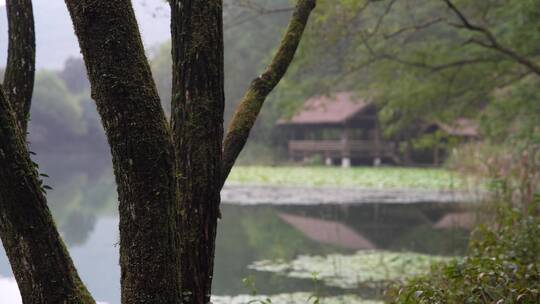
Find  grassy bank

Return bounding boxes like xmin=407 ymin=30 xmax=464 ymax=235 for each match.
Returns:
xmin=227 ymin=166 xmax=465 ymax=190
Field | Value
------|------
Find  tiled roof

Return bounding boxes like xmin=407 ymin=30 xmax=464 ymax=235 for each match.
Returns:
xmin=278 ymin=92 xmax=371 ymax=125
xmin=434 ymin=118 xmax=479 ymax=137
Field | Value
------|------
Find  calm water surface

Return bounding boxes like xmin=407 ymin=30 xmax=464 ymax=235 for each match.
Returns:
xmin=0 ymin=199 xmax=471 ymax=304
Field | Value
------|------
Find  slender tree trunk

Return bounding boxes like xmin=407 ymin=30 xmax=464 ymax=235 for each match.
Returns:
xmin=64 ymin=1 xmax=181 ymax=303
xmin=0 ymin=86 xmax=95 ymax=304
xmin=170 ymin=1 xmax=224 ymax=302
xmin=222 ymin=0 xmax=317 ymax=184
xmin=3 ymin=0 xmax=35 ymax=134
xmin=0 ymin=1 xmax=94 ymax=303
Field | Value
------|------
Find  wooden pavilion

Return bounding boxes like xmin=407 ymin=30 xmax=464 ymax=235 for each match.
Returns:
xmin=277 ymin=92 xmax=398 ymax=167
xmin=277 ymin=92 xmax=480 ymax=167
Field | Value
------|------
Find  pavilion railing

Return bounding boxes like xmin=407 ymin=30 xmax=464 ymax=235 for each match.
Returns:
xmin=288 ymin=140 xmax=396 ymax=158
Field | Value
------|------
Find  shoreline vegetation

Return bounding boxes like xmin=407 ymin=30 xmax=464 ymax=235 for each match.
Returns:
xmin=227 ymin=166 xmax=469 ymax=191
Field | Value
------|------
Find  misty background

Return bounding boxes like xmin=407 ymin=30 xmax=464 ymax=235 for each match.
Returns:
xmin=0 ymin=0 xmax=294 ymax=233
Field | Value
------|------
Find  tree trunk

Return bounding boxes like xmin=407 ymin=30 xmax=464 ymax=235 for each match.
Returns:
xmin=0 ymin=86 xmax=95 ymax=304
xmin=1 ymin=1 xmax=94 ymax=303
xmin=3 ymin=0 xmax=35 ymax=134
xmin=170 ymin=1 xmax=224 ymax=303
xmin=64 ymin=1 xmax=181 ymax=303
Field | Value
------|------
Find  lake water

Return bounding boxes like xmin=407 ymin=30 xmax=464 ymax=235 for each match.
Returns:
xmin=0 ymin=199 xmax=472 ymax=304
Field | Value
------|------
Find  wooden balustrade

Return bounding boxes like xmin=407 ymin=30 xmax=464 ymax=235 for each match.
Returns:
xmin=288 ymin=140 xmax=396 ymax=159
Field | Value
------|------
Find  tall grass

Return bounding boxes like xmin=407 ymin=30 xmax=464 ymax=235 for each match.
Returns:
xmin=447 ymin=142 xmax=540 ymax=213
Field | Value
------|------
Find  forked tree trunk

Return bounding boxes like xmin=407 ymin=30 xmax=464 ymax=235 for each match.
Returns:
xmin=0 ymin=87 xmax=94 ymax=303
xmin=0 ymin=1 xmax=95 ymax=303
xmin=0 ymin=0 xmax=315 ymax=303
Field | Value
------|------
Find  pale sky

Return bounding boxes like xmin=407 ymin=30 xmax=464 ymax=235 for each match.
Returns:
xmin=0 ymin=0 xmax=170 ymax=69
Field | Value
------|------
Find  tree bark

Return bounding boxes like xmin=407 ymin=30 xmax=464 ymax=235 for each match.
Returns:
xmin=0 ymin=85 xmax=95 ymax=304
xmin=0 ymin=0 xmax=317 ymax=303
xmin=64 ymin=1 xmax=181 ymax=303
xmin=1 ymin=2 xmax=93 ymax=303
xmin=170 ymin=1 xmax=224 ymax=303
xmin=3 ymin=0 xmax=35 ymax=134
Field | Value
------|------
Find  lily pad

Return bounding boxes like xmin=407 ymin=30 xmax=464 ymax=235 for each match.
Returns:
xmin=211 ymin=292 xmax=383 ymax=304
xmin=249 ymin=250 xmax=455 ymax=289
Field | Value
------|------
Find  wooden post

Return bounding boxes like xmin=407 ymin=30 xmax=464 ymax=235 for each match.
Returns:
xmin=405 ymin=138 xmax=412 ymax=165
xmin=374 ymin=119 xmax=381 ymax=166
xmin=433 ymin=141 xmax=440 ymax=165
xmin=341 ymin=123 xmax=351 ymax=168
xmin=287 ymin=127 xmax=294 ymax=162
xmin=325 ymin=155 xmax=333 ymax=166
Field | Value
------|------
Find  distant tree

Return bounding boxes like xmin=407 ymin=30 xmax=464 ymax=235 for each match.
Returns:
xmin=147 ymin=0 xmax=295 ymax=117
xmin=31 ymin=71 xmax=87 ymax=137
xmin=0 ymin=1 xmax=315 ymax=304
xmin=276 ymin=0 xmax=540 ymax=143
xmin=58 ymin=57 xmax=90 ymax=94
xmin=149 ymin=0 xmax=293 ymax=162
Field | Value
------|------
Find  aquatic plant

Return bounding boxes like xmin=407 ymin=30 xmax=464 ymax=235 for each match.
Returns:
xmin=249 ymin=251 xmax=454 ymax=289
xmin=386 ymin=205 xmax=540 ymax=303
xmin=211 ymin=292 xmax=383 ymax=304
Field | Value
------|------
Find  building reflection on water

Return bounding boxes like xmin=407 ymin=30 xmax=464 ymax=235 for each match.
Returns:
xmin=0 ymin=200 xmax=472 ymax=304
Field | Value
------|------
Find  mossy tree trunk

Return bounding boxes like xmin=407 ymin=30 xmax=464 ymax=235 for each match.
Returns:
xmin=0 ymin=2 xmax=94 ymax=303
xmin=0 ymin=87 xmax=95 ymax=304
xmin=170 ymin=1 xmax=224 ymax=303
xmin=64 ymin=1 xmax=181 ymax=303
xmin=0 ymin=0 xmax=316 ymax=303
xmin=3 ymin=0 xmax=35 ymax=134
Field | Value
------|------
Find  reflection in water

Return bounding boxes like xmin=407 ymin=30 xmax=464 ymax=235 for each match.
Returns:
xmin=0 ymin=276 xmax=21 ymax=303
xmin=0 ymin=200 xmax=471 ymax=304
xmin=0 ymin=275 xmax=110 ymax=304
xmin=278 ymin=213 xmax=376 ymax=250
xmin=213 ymin=203 xmax=470 ymax=299
xmin=61 ymin=211 xmax=97 ymax=246
xmin=434 ymin=212 xmax=476 ymax=229
xmin=212 ymin=292 xmax=383 ymax=304
xmin=249 ymin=251 xmax=453 ymax=289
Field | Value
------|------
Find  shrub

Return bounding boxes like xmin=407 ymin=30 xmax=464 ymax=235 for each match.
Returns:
xmin=447 ymin=142 xmax=540 ymax=212
xmin=385 ymin=204 xmax=540 ymax=304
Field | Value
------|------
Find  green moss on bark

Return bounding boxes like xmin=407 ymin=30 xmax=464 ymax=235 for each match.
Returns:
xmin=0 ymin=85 xmax=95 ymax=304
xmin=65 ymin=1 xmax=180 ymax=303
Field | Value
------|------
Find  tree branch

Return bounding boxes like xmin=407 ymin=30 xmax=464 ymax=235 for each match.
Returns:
xmin=221 ymin=0 xmax=316 ymax=185
xmin=3 ymin=0 xmax=35 ymax=134
xmin=357 ymin=27 xmax=502 ymax=74
xmin=225 ymin=7 xmax=295 ymax=31
xmin=65 ymin=1 xmax=180 ymax=302
xmin=443 ymin=0 xmax=540 ymax=76
xmin=363 ymin=0 xmax=397 ymax=39
xmin=0 ymin=85 xmax=95 ymax=303
xmin=229 ymin=0 xmax=294 ymax=15
xmin=383 ymin=17 xmax=444 ymax=39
